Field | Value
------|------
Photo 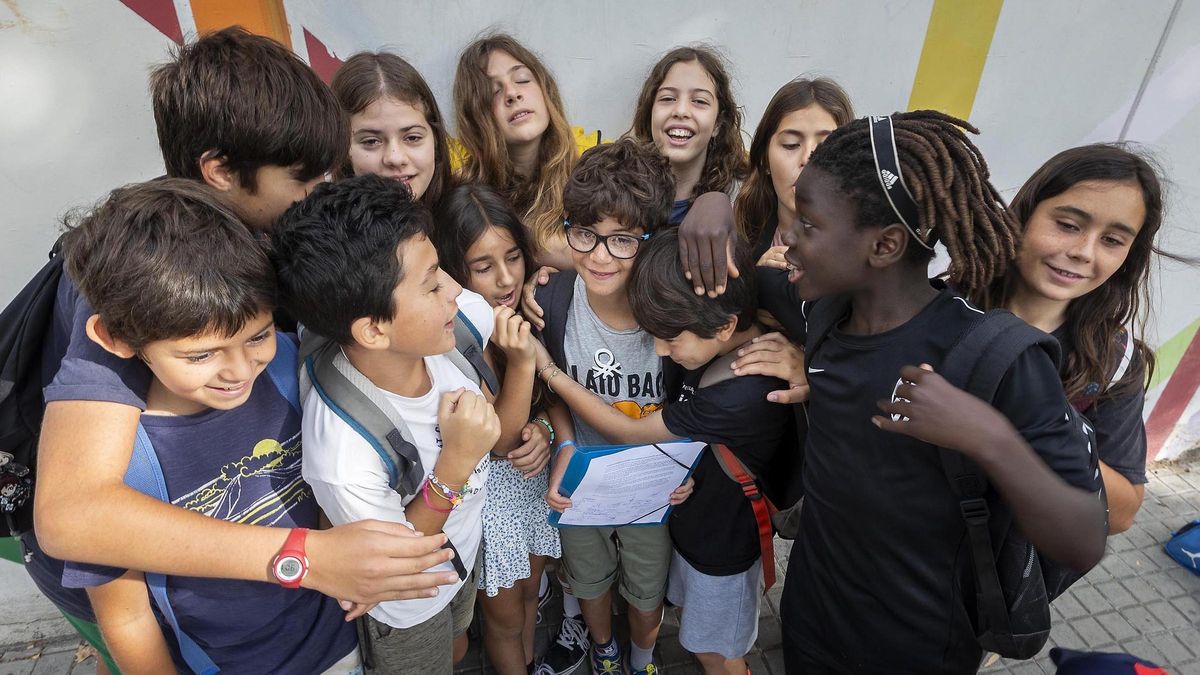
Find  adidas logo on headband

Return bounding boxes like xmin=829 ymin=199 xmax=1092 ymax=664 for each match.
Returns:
xmin=880 ymin=169 xmax=899 ymax=190
xmin=867 ymin=115 xmax=935 ymax=251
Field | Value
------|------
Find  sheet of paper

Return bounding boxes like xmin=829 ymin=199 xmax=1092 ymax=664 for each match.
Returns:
xmin=557 ymin=441 xmax=707 ymax=527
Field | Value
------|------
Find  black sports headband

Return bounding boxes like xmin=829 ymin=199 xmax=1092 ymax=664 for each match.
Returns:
xmin=868 ymin=115 xmax=935 ymax=250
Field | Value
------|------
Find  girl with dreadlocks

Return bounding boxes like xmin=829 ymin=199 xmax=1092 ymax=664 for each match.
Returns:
xmin=769 ymin=111 xmax=1107 ymax=673
xmin=976 ymin=145 xmax=1173 ymax=535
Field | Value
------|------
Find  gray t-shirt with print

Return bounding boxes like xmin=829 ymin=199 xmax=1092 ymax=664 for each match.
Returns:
xmin=562 ymin=275 xmax=664 ymax=447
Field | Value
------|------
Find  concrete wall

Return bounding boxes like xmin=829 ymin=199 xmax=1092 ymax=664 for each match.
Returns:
xmin=2 ymin=0 xmax=1198 ymax=460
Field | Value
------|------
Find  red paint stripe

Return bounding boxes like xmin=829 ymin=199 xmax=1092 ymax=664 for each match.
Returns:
xmin=303 ymin=28 xmax=344 ymax=85
xmin=1145 ymin=330 xmax=1200 ymax=461
xmin=119 ymin=0 xmax=183 ymax=44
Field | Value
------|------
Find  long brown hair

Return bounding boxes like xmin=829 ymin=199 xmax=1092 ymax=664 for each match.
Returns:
xmin=975 ymin=144 xmax=1170 ymax=400
xmin=734 ymin=77 xmax=854 ymax=244
xmin=331 ymin=51 xmax=452 ymax=209
xmin=453 ymin=34 xmax=576 ymax=254
xmin=629 ymin=46 xmax=748 ymax=200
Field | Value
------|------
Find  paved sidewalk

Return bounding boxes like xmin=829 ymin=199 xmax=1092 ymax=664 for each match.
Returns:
xmin=3 ymin=459 xmax=1197 ymax=674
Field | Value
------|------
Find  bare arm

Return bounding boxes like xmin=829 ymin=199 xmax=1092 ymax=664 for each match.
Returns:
xmin=1100 ymin=461 xmax=1144 ymax=535
xmin=875 ymin=365 xmax=1107 ymax=572
xmin=678 ymin=192 xmax=739 ymax=297
xmin=538 ymin=359 xmax=678 ymax=446
xmin=87 ymin=571 xmax=176 ymax=675
xmin=486 ymin=307 xmax=537 ymax=455
xmin=36 ymin=400 xmax=458 ymax=604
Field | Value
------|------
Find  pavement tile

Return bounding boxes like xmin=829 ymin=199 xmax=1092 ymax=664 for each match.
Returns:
xmin=1143 ymin=570 xmax=1190 ymax=600
xmin=1146 ymin=633 xmax=1193 ymax=666
xmin=1067 ymin=615 xmax=1113 ymax=648
xmin=762 ymin=647 xmax=786 ymax=675
xmin=1119 ymin=575 xmax=1159 ymax=603
xmin=1093 ymin=610 xmax=1140 ymax=643
xmin=744 ymin=650 xmax=768 ymax=675
xmin=1120 ymin=637 xmax=1166 ymax=666
xmin=1051 ymin=593 xmax=1088 ymax=620
xmin=0 ymin=662 xmax=33 ymax=675
xmin=755 ymin=616 xmax=782 ymax=650
xmin=29 ymin=650 xmax=74 ymax=675
xmin=1146 ymin=599 xmax=1191 ymax=630
xmin=66 ymin=655 xmax=95 ymax=675
xmin=1107 ymin=532 xmax=1136 ymax=553
xmin=1091 ymin=579 xmax=1138 ymax=609
xmin=1117 ymin=604 xmax=1163 ymax=634
xmin=1068 ymin=582 xmax=1113 ymax=614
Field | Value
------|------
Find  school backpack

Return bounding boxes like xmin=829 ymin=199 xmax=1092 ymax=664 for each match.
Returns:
xmin=295 ymin=310 xmax=496 ymax=581
xmin=1165 ymin=518 xmax=1200 ymax=576
xmin=803 ymin=293 xmax=1095 ymax=660
xmin=1070 ymin=328 xmax=1134 ymax=413
xmin=0 ymin=240 xmax=65 ymax=537
xmin=693 ymin=346 xmax=806 ymax=592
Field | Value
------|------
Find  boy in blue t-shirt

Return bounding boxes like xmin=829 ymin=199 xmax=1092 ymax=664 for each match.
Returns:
xmin=58 ymin=179 xmax=358 ymax=673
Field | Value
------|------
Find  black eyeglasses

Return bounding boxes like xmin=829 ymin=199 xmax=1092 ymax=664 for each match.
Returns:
xmin=563 ymin=218 xmax=651 ymax=260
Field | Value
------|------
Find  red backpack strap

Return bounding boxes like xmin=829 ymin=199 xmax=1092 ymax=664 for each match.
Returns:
xmin=711 ymin=443 xmax=777 ymax=591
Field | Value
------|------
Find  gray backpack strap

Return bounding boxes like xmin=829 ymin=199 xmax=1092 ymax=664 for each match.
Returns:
xmin=303 ymin=339 xmax=424 ymax=498
xmin=453 ymin=310 xmax=499 ymax=394
xmin=697 ymin=349 xmax=740 ymax=389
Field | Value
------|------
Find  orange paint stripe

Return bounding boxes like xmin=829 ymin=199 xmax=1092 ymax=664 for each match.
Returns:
xmin=1145 ymin=329 xmax=1200 ymax=461
xmin=189 ymin=0 xmax=291 ymax=48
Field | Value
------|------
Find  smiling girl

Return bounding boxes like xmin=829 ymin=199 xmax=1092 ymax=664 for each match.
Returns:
xmin=975 ymin=144 xmax=1177 ymax=534
xmin=331 ymin=52 xmax=452 ymax=209
xmin=629 ymin=46 xmax=748 ymax=226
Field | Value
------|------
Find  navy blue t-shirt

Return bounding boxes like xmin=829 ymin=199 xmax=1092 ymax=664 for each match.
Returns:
xmin=782 ymin=288 xmax=1102 ymax=674
xmin=64 ymin=337 xmax=356 ymax=672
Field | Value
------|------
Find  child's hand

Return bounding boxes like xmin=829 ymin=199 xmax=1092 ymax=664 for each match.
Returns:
xmin=757 ymin=244 xmax=789 ymax=270
xmin=520 ymin=266 xmax=558 ymax=330
xmin=545 ymin=444 xmax=574 ymax=513
xmin=872 ymin=364 xmax=1013 ymax=457
xmin=679 ymin=192 xmax=739 ymax=297
xmin=438 ymin=389 xmax=501 ymax=479
xmin=508 ymin=421 xmax=552 ymax=478
xmin=731 ymin=332 xmax=810 ymax=404
xmin=492 ymin=305 xmax=535 ymax=363
xmin=669 ymin=477 xmax=696 ymax=505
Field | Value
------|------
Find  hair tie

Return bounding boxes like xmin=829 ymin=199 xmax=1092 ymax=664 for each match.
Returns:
xmin=868 ymin=115 xmax=935 ymax=251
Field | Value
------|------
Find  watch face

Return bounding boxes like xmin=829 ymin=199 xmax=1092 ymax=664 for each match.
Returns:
xmin=276 ymin=556 xmax=303 ymax=581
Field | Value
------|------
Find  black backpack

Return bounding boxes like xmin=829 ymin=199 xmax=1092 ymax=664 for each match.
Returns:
xmin=804 ymin=294 xmax=1096 ymax=660
xmin=0 ymin=241 xmax=65 ymax=537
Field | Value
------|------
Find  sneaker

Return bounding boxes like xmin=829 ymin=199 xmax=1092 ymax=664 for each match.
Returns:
xmin=589 ymin=639 xmax=623 ymax=675
xmin=630 ymin=663 xmax=660 ymax=675
xmin=534 ymin=614 xmax=589 ymax=675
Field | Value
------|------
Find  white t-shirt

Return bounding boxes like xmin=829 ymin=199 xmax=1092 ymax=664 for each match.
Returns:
xmin=302 ymin=289 xmax=494 ymax=629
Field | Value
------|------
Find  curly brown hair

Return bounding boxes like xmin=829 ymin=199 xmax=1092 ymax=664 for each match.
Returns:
xmin=629 ymin=46 xmax=748 ymax=201
xmin=563 ymin=139 xmax=674 ymax=236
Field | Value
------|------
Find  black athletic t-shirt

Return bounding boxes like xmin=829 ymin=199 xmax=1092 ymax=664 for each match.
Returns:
xmin=662 ymin=362 xmax=792 ymax=575
xmin=783 ymin=287 xmax=1102 ymax=674
xmin=1053 ymin=325 xmax=1148 ymax=485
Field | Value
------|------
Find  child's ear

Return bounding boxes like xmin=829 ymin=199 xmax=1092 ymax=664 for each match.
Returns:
xmin=715 ymin=315 xmax=738 ymax=342
xmin=84 ymin=315 xmax=138 ymax=359
xmin=350 ymin=317 xmax=391 ymax=351
xmin=869 ymin=224 xmax=909 ymax=268
xmin=199 ymin=151 xmax=237 ymax=192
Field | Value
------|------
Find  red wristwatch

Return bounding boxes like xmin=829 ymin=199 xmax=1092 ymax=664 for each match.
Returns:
xmin=270 ymin=528 xmax=310 ymax=589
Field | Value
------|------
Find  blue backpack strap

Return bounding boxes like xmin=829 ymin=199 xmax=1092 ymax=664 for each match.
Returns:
xmin=124 ymin=426 xmax=220 ymax=675
xmin=266 ymin=333 xmax=301 ymax=414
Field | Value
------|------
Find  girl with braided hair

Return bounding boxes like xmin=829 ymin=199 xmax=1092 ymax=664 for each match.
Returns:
xmin=977 ymin=144 xmax=1178 ymax=535
xmin=768 ymin=111 xmax=1107 ymax=673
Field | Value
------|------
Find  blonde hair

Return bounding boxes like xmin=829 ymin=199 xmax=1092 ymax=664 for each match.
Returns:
xmin=453 ymin=34 xmax=577 ymax=253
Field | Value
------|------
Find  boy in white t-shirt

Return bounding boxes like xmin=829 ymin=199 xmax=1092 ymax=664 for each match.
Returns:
xmin=272 ymin=174 xmax=501 ymax=674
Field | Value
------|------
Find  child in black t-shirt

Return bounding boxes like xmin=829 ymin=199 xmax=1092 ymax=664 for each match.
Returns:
xmin=973 ymin=144 xmax=1173 ymax=535
xmin=533 ymin=230 xmax=791 ymax=674
xmin=771 ymin=112 xmax=1107 ymax=674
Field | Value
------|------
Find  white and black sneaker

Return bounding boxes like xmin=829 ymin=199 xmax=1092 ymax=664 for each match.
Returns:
xmin=533 ymin=613 xmax=589 ymax=675
xmin=535 ymin=576 xmax=554 ymax=625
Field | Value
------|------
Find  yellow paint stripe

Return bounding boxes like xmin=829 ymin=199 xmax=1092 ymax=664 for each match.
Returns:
xmin=907 ymin=0 xmax=1005 ymax=119
xmin=189 ymin=0 xmax=291 ymax=48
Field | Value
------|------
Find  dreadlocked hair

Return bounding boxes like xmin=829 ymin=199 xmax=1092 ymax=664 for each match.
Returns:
xmin=806 ymin=110 xmax=1020 ymax=295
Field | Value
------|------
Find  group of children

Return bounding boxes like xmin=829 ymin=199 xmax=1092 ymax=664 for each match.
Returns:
xmin=14 ymin=23 xmax=1169 ymax=675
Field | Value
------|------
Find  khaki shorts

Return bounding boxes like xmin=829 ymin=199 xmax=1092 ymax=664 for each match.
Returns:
xmin=357 ymin=568 xmax=477 ymax=674
xmin=558 ymin=524 xmax=670 ymax=612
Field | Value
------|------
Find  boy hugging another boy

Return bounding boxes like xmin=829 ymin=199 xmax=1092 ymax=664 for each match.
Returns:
xmin=271 ymin=174 xmax=501 ymax=674
xmin=538 ymin=230 xmax=792 ymax=674
xmin=536 ymin=139 xmax=686 ymax=675
xmin=59 ymin=179 xmax=358 ymax=673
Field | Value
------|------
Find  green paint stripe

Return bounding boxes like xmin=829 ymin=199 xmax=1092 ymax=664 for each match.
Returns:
xmin=1150 ymin=318 xmax=1200 ymax=390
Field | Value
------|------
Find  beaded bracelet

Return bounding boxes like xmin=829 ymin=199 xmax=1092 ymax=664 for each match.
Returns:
xmin=554 ymin=439 xmax=577 ymax=458
xmin=532 ymin=417 xmax=555 ymax=445
xmin=426 ymin=473 xmax=464 ymax=508
xmin=420 ymin=479 xmax=453 ymax=513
